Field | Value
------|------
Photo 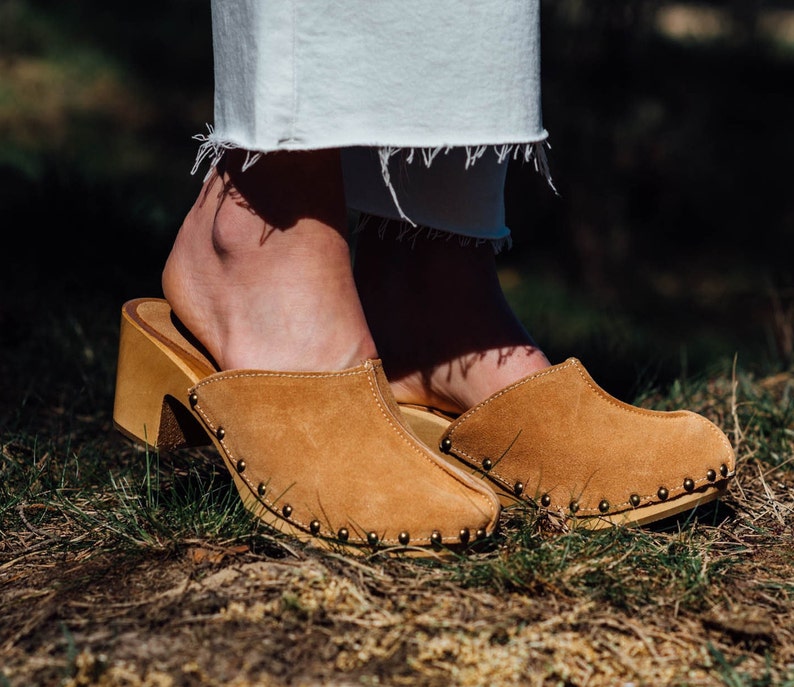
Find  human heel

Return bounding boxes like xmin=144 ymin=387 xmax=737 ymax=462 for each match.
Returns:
xmin=113 ymin=298 xmax=214 ymax=450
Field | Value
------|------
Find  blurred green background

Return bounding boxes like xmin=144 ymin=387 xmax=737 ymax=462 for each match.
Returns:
xmin=1 ymin=0 xmax=793 ymax=410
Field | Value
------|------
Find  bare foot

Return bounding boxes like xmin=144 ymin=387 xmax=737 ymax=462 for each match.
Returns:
xmin=353 ymin=216 xmax=551 ymax=414
xmin=162 ymin=149 xmax=378 ymax=372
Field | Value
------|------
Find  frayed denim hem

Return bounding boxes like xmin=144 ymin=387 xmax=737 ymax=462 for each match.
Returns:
xmin=353 ymin=213 xmax=513 ymax=255
xmin=190 ymin=125 xmax=555 ymax=240
xmin=375 ymin=140 xmax=556 ymax=227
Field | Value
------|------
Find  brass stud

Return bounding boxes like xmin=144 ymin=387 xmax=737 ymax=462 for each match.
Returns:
xmin=189 ymin=393 xmax=198 ymax=407
xmin=257 ymin=483 xmax=266 ymax=497
xmin=337 ymin=528 xmax=349 ymax=541
xmin=281 ymin=504 xmax=293 ymax=518
xmin=540 ymin=493 xmax=551 ymax=508
xmin=720 ymin=463 xmax=729 ymax=478
xmin=683 ymin=477 xmax=695 ymax=493
xmin=398 ymin=531 xmax=410 ymax=546
xmin=216 ymin=427 xmax=225 ymax=440
xmin=598 ymin=499 xmax=610 ymax=513
xmin=657 ymin=487 xmax=669 ymax=501
xmin=310 ymin=520 xmax=321 ymax=535
xmin=475 ymin=528 xmax=487 ymax=540
xmin=430 ymin=530 xmax=442 ymax=546
xmin=706 ymin=469 xmax=717 ymax=482
xmin=629 ymin=493 xmax=641 ymax=508
xmin=236 ymin=459 xmax=246 ymax=473
xmin=366 ymin=531 xmax=379 ymax=546
xmin=569 ymin=501 xmax=579 ymax=514
xmin=482 ymin=458 xmax=493 ymax=471
xmin=459 ymin=528 xmax=470 ymax=545
xmin=513 ymin=481 xmax=524 ymax=496
xmin=440 ymin=437 xmax=452 ymax=454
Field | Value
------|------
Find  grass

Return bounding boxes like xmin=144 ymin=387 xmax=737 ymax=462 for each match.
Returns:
xmin=2 ymin=346 xmax=793 ymax=685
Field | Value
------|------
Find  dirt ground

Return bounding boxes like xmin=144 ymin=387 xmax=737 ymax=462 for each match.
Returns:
xmin=3 ymin=438 xmax=793 ymax=686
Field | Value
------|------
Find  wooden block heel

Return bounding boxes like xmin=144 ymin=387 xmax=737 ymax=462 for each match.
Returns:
xmin=113 ymin=299 xmax=213 ymax=450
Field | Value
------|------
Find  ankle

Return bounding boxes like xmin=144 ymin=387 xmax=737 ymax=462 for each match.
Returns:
xmin=162 ymin=152 xmax=378 ymax=372
xmin=354 ymin=220 xmax=551 ymax=410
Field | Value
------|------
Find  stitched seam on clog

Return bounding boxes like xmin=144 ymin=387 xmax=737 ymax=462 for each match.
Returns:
xmin=364 ymin=367 xmax=497 ymax=545
xmin=447 ymin=358 xmax=578 ymax=436
xmin=569 ymin=361 xmax=693 ymax=420
xmin=192 ymin=367 xmax=369 ymax=392
xmin=685 ymin=410 xmax=736 ymax=467
xmin=448 ymin=358 xmax=700 ymax=441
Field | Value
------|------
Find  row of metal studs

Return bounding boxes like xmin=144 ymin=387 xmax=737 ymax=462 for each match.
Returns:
xmin=204 ymin=413 xmax=484 ymax=547
xmin=540 ymin=463 xmax=729 ymax=512
xmin=541 ymin=463 xmax=730 ymax=512
xmin=441 ymin=436 xmax=730 ymax=514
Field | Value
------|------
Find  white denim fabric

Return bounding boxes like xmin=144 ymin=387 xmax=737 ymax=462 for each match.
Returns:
xmin=196 ymin=0 xmax=549 ymax=243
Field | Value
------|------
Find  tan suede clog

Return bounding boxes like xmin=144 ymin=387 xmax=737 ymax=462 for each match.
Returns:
xmin=400 ymin=358 xmax=736 ymax=529
xmin=113 ymin=298 xmax=501 ymax=555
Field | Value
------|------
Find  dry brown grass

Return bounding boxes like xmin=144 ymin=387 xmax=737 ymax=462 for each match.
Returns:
xmin=1 ymin=365 xmax=793 ymax=687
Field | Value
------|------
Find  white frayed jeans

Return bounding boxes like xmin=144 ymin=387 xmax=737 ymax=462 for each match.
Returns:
xmin=195 ymin=0 xmax=550 ymax=246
